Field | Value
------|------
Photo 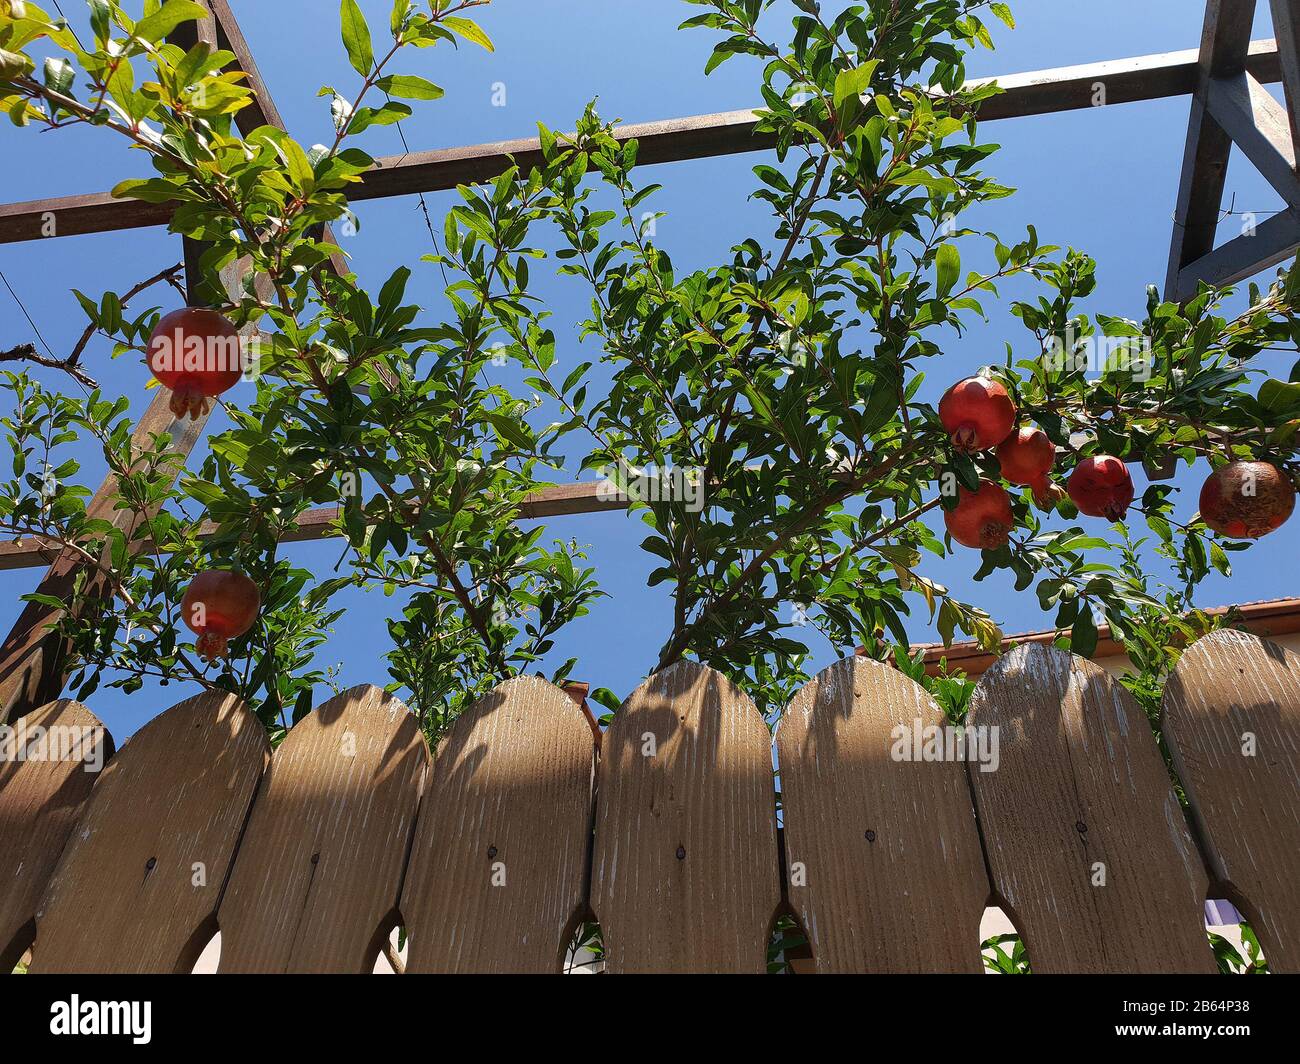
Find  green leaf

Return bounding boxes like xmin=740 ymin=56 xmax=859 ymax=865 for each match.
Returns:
xmin=1210 ymin=542 xmax=1231 ymax=577
xmin=391 ymin=0 xmax=412 ymax=36
xmin=133 ymin=0 xmax=208 ymax=43
xmin=1071 ymin=605 xmax=1099 ymax=658
xmin=441 ymin=15 xmax=494 ymax=52
xmin=991 ymin=3 xmax=1016 ymax=29
xmin=42 ymin=57 xmax=75 ymax=96
xmin=88 ymin=0 xmax=111 ymax=44
xmin=936 ymin=242 xmax=960 ymax=298
xmin=832 ymin=61 xmax=877 ymax=108
xmin=1259 ymin=378 xmax=1300 ymax=416
xmin=376 ymin=74 xmax=444 ymax=100
xmin=340 ymin=0 xmax=374 ymax=75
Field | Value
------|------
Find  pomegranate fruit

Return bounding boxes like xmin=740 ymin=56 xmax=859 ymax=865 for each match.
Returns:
xmin=997 ymin=427 xmax=1059 ymax=505
xmin=1068 ymin=455 xmax=1134 ymax=521
xmin=181 ymin=570 xmax=261 ymax=662
xmin=944 ymin=479 xmax=1014 ymax=550
xmin=939 ymin=376 xmax=1016 ymax=452
xmin=147 ymin=307 xmax=243 ymax=420
xmin=1199 ymin=460 xmax=1295 ymax=539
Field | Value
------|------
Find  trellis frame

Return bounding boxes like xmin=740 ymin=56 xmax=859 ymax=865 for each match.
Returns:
xmin=1 ymin=0 xmax=1299 ymax=723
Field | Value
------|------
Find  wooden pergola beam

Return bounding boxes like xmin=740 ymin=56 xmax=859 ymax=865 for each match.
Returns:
xmin=1176 ymin=206 xmax=1300 ymax=291
xmin=209 ymin=0 xmax=284 ymax=131
xmin=1166 ymin=1 xmax=1300 ymax=302
xmin=1204 ymin=71 xmax=1300 ymax=204
xmin=0 ymin=480 xmax=629 ymax=573
xmin=1270 ymin=0 xmax=1300 ymax=149
xmin=0 ymin=39 xmax=1284 ymax=245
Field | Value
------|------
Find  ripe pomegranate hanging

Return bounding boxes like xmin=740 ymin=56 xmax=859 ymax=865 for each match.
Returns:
xmin=944 ymin=479 xmax=1015 ymax=550
xmin=939 ymin=376 xmax=1016 ymax=452
xmin=147 ymin=307 xmax=243 ymax=420
xmin=1199 ymin=460 xmax=1296 ymax=539
xmin=1068 ymin=455 xmax=1134 ymax=521
xmin=181 ymin=570 xmax=261 ymax=662
xmin=997 ymin=426 xmax=1059 ymax=505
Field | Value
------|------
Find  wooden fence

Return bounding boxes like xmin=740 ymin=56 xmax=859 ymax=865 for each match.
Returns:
xmin=0 ymin=629 xmax=1296 ymax=974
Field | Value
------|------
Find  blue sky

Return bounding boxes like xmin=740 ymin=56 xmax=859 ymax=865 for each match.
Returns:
xmin=0 ymin=0 xmax=1292 ymax=740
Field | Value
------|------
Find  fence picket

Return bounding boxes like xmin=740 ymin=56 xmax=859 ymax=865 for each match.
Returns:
xmin=1163 ymin=629 xmax=1300 ymax=971
xmin=401 ymin=676 xmax=594 ymax=973
xmin=591 ymin=661 xmax=780 ymax=973
xmin=8 ymin=630 xmax=1297 ymax=974
xmin=967 ymin=644 xmax=1213 ymax=972
xmin=0 ymin=700 xmax=112 ymax=972
xmin=216 ymin=685 xmax=428 ymax=973
xmin=778 ymin=657 xmax=989 ymax=972
xmin=31 ymin=691 xmax=267 ymax=973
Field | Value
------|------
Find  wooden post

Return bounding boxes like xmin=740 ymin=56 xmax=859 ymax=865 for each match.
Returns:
xmin=1167 ymin=1 xmax=1300 ymax=301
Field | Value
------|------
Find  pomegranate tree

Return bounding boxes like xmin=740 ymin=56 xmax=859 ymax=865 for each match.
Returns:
xmin=4 ymin=0 xmax=1300 ymax=748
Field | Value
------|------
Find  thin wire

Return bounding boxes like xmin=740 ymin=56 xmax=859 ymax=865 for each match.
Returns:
xmin=387 ymin=95 xmax=450 ymax=286
xmin=50 ymin=1 xmax=87 ymax=51
xmin=1 ymin=267 xmax=100 ymax=405
xmin=0 ymin=268 xmax=58 ymax=361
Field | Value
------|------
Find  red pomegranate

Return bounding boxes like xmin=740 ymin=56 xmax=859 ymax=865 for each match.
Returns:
xmin=997 ymin=427 xmax=1059 ymax=504
xmin=147 ymin=307 xmax=243 ymax=420
xmin=944 ymin=480 xmax=1015 ymax=550
xmin=939 ymin=376 xmax=1016 ymax=452
xmin=1199 ymin=460 xmax=1296 ymax=539
xmin=181 ymin=570 xmax=261 ymax=662
xmin=1068 ymin=455 xmax=1134 ymax=521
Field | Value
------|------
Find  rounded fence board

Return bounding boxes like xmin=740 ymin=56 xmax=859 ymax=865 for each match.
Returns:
xmin=402 ymin=676 xmax=594 ymax=973
xmin=1163 ymin=629 xmax=1300 ymax=971
xmin=968 ymin=644 xmax=1212 ymax=973
xmin=778 ymin=658 xmax=989 ymax=972
xmin=218 ymin=685 xmax=428 ymax=973
xmin=591 ymin=661 xmax=780 ymax=973
xmin=0 ymin=700 xmax=113 ymax=972
xmin=32 ymin=691 xmax=267 ymax=973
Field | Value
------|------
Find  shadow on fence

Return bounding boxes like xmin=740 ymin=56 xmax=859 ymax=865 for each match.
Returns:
xmin=0 ymin=629 xmax=1295 ymax=974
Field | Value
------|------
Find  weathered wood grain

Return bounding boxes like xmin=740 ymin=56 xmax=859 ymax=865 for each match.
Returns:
xmin=591 ymin=662 xmax=780 ymax=973
xmin=1163 ymin=629 xmax=1300 ymax=972
xmin=217 ymin=686 xmax=428 ymax=973
xmin=31 ymin=691 xmax=267 ymax=973
xmin=0 ymin=700 xmax=112 ymax=972
xmin=1205 ymin=72 xmax=1300 ymax=205
xmin=401 ymin=676 xmax=594 ymax=973
xmin=967 ymin=644 xmax=1214 ymax=973
xmin=778 ymin=657 xmax=989 ymax=972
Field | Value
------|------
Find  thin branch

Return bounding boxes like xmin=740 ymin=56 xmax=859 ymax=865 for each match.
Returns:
xmin=0 ymin=342 xmax=99 ymax=388
xmin=1 ymin=261 xmax=185 ymax=387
